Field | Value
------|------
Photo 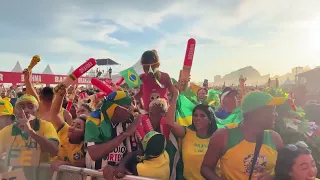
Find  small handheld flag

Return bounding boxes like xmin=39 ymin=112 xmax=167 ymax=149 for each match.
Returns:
xmin=120 ymin=67 xmax=142 ymax=88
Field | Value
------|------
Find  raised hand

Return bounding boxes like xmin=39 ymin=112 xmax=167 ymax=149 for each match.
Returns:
xmin=23 ymin=70 xmax=32 ymax=83
xmin=123 ymin=114 xmax=142 ymax=136
xmin=16 ymin=109 xmax=34 ymax=134
xmin=54 ymin=84 xmax=67 ymax=96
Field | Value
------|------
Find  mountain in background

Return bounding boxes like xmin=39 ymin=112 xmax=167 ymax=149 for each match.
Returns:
xmin=211 ymin=66 xmax=311 ymax=86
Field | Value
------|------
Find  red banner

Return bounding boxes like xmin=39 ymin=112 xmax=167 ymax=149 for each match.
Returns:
xmin=0 ymin=71 xmax=92 ymax=85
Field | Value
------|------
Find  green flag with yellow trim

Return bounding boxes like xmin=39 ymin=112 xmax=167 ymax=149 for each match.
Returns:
xmin=120 ymin=67 xmax=142 ymax=88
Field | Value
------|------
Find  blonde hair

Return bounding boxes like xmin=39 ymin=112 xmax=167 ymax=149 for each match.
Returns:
xmin=149 ymin=98 xmax=168 ymax=112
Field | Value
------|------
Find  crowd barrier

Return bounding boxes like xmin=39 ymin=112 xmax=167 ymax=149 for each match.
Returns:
xmin=2 ymin=163 xmax=158 ymax=180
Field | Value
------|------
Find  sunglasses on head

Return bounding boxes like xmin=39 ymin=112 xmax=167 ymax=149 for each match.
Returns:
xmin=285 ymin=141 xmax=309 ymax=151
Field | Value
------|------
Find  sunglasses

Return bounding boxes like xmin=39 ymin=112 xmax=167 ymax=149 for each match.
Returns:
xmin=285 ymin=141 xmax=309 ymax=151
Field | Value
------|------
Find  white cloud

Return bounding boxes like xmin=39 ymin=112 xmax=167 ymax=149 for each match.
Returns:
xmin=1 ymin=0 xmax=320 ymax=81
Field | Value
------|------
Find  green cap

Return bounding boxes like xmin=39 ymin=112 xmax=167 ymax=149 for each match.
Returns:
xmin=241 ymin=91 xmax=286 ymax=113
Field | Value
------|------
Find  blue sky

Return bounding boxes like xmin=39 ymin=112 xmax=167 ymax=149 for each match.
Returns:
xmin=1 ymin=0 xmax=320 ymax=81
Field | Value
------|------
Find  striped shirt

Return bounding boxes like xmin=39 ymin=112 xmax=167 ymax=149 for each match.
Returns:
xmin=85 ymin=122 xmax=138 ymax=170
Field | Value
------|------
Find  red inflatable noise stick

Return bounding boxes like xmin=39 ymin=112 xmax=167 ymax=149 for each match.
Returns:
xmin=116 ymin=77 xmax=125 ymax=86
xmin=135 ymin=114 xmax=170 ymax=141
xmin=136 ymin=115 xmax=153 ymax=141
xmin=91 ymin=78 xmax=113 ymax=95
xmin=63 ymin=58 xmax=96 ymax=86
xmin=79 ymin=92 xmax=87 ymax=99
xmin=66 ymin=101 xmax=73 ymax=111
xmin=104 ymin=79 xmax=114 ymax=86
xmin=141 ymin=114 xmax=154 ymax=133
xmin=136 ymin=126 xmax=146 ymax=141
xmin=160 ymin=117 xmax=170 ymax=141
xmin=95 ymin=92 xmax=107 ymax=99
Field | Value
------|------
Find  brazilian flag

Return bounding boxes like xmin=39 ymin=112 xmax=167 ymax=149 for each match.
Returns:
xmin=215 ymin=107 xmax=243 ymax=128
xmin=120 ymin=67 xmax=142 ymax=88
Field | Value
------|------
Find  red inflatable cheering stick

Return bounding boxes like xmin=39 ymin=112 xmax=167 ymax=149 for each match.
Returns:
xmin=116 ymin=77 xmax=125 ymax=86
xmin=91 ymin=78 xmax=114 ymax=95
xmin=55 ymin=58 xmax=96 ymax=96
xmin=62 ymin=58 xmax=97 ymax=87
xmin=178 ymin=38 xmax=196 ymax=92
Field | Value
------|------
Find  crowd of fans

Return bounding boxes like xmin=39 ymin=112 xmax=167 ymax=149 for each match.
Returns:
xmin=0 ymin=50 xmax=319 ymax=180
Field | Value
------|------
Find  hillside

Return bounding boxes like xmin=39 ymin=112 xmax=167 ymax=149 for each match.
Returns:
xmin=212 ymin=66 xmax=310 ymax=86
xmin=213 ymin=66 xmax=270 ymax=85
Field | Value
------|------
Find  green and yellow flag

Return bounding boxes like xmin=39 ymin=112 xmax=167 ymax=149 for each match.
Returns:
xmin=215 ymin=107 xmax=243 ymax=128
xmin=175 ymin=94 xmax=195 ymax=126
xmin=120 ymin=67 xmax=142 ymax=88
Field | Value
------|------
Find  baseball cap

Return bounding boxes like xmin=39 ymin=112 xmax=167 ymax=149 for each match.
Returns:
xmin=0 ymin=99 xmax=13 ymax=116
xmin=241 ymin=91 xmax=286 ymax=113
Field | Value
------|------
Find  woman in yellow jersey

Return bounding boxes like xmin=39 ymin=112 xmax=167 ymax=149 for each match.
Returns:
xmin=201 ymin=92 xmax=285 ymax=180
xmin=49 ymin=84 xmax=86 ymax=171
xmin=166 ymin=89 xmax=218 ymax=180
xmin=275 ymin=141 xmax=319 ymax=180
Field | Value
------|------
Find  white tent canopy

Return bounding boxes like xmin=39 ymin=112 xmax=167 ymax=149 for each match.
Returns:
xmin=42 ymin=65 xmax=54 ymax=74
xmin=67 ymin=67 xmax=74 ymax=75
xmin=11 ymin=61 xmax=23 ymax=72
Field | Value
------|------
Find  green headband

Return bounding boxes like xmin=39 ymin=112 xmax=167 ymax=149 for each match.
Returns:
xmin=16 ymin=94 xmax=39 ymax=107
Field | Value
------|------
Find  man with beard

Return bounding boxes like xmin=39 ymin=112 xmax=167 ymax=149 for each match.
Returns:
xmin=0 ymin=94 xmax=59 ymax=179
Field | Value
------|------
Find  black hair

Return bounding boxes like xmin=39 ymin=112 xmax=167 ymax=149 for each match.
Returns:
xmin=86 ymin=90 xmax=95 ymax=96
xmin=68 ymin=114 xmax=87 ymax=144
xmin=274 ymin=143 xmax=312 ymax=180
xmin=188 ymin=104 xmax=218 ymax=136
xmin=17 ymin=92 xmax=24 ymax=98
xmin=141 ymin=50 xmax=160 ymax=65
xmin=40 ymin=87 xmax=54 ymax=102
xmin=77 ymin=114 xmax=87 ymax=123
xmin=80 ymin=103 xmax=93 ymax=113
xmin=197 ymin=88 xmax=208 ymax=95
xmin=145 ymin=134 xmax=165 ymax=158
xmin=141 ymin=50 xmax=161 ymax=81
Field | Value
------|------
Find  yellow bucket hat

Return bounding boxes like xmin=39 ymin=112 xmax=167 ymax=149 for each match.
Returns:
xmin=0 ymin=99 xmax=13 ymax=116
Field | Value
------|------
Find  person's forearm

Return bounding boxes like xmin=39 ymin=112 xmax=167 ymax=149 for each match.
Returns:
xmin=29 ymin=130 xmax=58 ymax=156
xmin=87 ymin=133 xmax=128 ymax=161
xmin=201 ymin=167 xmax=222 ymax=180
xmin=50 ymin=94 xmax=65 ymax=128
xmin=119 ymin=150 xmax=141 ymax=168
xmin=25 ymin=81 xmax=40 ymax=103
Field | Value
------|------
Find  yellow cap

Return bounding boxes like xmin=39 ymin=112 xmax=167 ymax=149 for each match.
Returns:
xmin=0 ymin=99 xmax=13 ymax=116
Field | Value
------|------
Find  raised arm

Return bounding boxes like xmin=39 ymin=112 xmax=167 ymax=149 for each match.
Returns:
xmin=24 ymin=71 xmax=40 ymax=103
xmin=166 ymin=87 xmax=185 ymax=138
xmin=63 ymin=109 xmax=73 ymax=125
xmin=87 ymin=115 xmax=141 ymax=161
xmin=201 ymin=128 xmax=228 ymax=180
xmin=51 ymin=84 xmax=67 ymax=129
xmin=164 ymin=73 xmax=178 ymax=101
